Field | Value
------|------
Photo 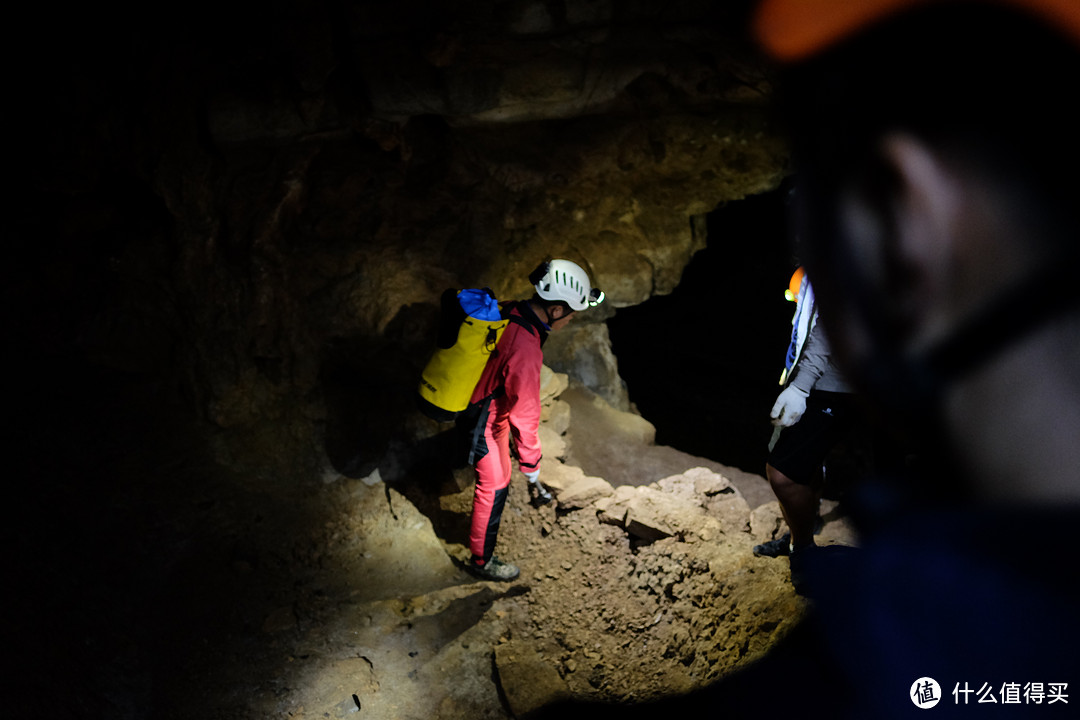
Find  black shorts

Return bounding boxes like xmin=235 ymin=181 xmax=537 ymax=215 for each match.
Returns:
xmin=767 ymin=390 xmax=855 ymax=486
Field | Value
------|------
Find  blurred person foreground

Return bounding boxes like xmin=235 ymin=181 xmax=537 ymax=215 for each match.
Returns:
xmin=537 ymin=1 xmax=1080 ymax=716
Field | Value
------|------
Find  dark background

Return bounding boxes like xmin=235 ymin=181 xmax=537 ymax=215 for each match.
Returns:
xmin=609 ymin=186 xmax=798 ymax=476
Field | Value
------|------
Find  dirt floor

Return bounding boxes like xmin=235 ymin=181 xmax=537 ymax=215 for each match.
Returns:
xmin=11 ymin=370 xmax=858 ymax=720
xmin=191 ymin=379 xmax=856 ymax=719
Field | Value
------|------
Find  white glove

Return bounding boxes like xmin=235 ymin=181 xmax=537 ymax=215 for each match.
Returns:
xmin=523 ymin=470 xmax=540 ymax=483
xmin=770 ymin=385 xmax=809 ymax=428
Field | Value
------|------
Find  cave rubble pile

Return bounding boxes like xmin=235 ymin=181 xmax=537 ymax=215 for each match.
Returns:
xmin=251 ymin=365 xmax=858 ymax=719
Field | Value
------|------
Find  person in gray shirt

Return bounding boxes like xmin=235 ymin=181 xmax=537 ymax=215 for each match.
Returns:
xmin=754 ymin=274 xmax=854 ymax=591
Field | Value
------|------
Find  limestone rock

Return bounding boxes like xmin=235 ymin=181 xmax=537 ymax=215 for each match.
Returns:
xmin=656 ymin=466 xmax=737 ymax=498
xmin=594 ymin=485 xmax=637 ymax=527
xmin=540 ymin=398 xmax=571 ymax=436
xmin=540 ymin=461 xmax=614 ymax=510
xmin=538 ymin=424 xmax=567 ymax=460
xmin=539 ymin=365 xmax=569 ymax=403
xmin=542 ymin=323 xmax=629 ymax=411
xmin=494 ymin=642 xmax=570 ymax=718
xmin=449 ymin=466 xmax=476 ymax=493
xmin=749 ymin=500 xmax=787 ymax=544
xmin=601 ymin=485 xmax=724 ymax=543
xmin=704 ymin=493 xmax=753 ymax=537
xmin=560 ymin=384 xmax=657 ymax=483
xmin=656 ymin=467 xmax=751 ymax=536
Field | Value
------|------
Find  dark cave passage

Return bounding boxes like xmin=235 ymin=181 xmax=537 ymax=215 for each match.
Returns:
xmin=608 ymin=187 xmax=797 ymax=475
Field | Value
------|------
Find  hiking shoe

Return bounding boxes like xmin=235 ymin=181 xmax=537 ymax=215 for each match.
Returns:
xmin=467 ymin=556 xmax=520 ymax=582
xmin=753 ymin=532 xmax=792 ymax=558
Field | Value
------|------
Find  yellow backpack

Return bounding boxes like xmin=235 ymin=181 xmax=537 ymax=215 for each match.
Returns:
xmin=417 ymin=288 xmax=509 ymax=422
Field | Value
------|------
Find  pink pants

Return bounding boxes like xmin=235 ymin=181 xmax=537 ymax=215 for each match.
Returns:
xmin=468 ymin=403 xmax=513 ymax=562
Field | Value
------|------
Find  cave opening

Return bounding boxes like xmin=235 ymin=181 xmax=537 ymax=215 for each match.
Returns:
xmin=608 ymin=186 xmax=797 ymax=476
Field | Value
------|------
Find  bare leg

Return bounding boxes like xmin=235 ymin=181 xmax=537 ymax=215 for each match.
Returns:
xmin=765 ymin=462 xmax=819 ymax=550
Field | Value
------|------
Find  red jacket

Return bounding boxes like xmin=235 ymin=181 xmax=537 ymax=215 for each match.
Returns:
xmin=469 ymin=302 xmax=547 ymax=471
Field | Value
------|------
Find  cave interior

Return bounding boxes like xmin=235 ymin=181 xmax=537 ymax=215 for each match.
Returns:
xmin=5 ymin=2 xmax=872 ymax=718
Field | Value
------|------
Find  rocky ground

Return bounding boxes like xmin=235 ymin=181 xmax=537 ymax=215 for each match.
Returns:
xmin=182 ymin=369 xmax=855 ymax=719
xmin=13 ymin=365 xmax=857 ymax=720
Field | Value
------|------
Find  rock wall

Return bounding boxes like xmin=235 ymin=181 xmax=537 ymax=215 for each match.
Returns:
xmin=12 ymin=0 xmax=786 ymax=481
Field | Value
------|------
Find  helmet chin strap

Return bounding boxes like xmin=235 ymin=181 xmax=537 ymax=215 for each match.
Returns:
xmin=526 ymin=300 xmax=553 ymax=330
xmin=541 ymin=303 xmax=573 ymax=327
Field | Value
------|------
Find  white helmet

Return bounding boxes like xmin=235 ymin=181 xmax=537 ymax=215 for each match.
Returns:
xmin=529 ymin=259 xmax=604 ymax=312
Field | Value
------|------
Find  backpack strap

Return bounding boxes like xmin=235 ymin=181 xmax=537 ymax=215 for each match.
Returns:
xmin=509 ymin=314 xmax=534 ymax=333
xmin=502 ymin=301 xmax=549 ymax=346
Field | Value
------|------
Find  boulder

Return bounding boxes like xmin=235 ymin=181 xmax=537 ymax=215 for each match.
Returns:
xmin=540 ymin=398 xmax=572 ymax=436
xmin=595 ymin=485 xmax=637 ymax=527
xmin=655 ymin=467 xmax=751 ymax=535
xmin=704 ymin=493 xmax=753 ymax=537
xmin=600 ymin=485 xmax=724 ymax=543
xmin=655 ymin=466 xmax=736 ymax=498
xmin=540 ymin=461 xmax=614 ymax=510
xmin=749 ymin=500 xmax=787 ymax=544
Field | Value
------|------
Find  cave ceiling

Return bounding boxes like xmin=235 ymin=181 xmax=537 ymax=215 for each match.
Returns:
xmin=13 ymin=0 xmax=788 ymax=469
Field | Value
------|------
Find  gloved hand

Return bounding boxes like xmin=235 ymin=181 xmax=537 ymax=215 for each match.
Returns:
xmin=523 ymin=469 xmax=553 ymax=505
xmin=771 ymin=385 xmax=809 ymax=428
